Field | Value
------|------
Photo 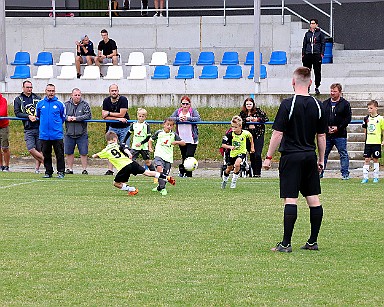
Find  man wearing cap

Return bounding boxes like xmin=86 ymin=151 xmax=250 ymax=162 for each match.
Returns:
xmin=75 ymin=35 xmax=96 ymax=79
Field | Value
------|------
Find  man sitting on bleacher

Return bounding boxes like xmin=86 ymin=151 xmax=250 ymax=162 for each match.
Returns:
xmin=75 ymin=35 xmax=96 ymax=79
xmin=95 ymin=29 xmax=118 ymax=77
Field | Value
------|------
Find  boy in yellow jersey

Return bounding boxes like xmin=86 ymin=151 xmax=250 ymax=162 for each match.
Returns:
xmin=122 ymin=108 xmax=155 ymax=171
xmin=361 ymin=100 xmax=384 ymax=183
xmin=221 ymin=116 xmax=254 ymax=189
xmin=92 ymin=131 xmax=175 ymax=196
xmin=149 ymin=118 xmax=186 ymax=196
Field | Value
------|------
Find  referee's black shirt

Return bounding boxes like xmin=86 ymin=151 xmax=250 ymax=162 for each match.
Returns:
xmin=273 ymin=95 xmax=327 ymax=153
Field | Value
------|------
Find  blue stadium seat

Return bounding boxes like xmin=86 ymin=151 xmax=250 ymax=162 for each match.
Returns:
xmin=151 ymin=66 xmax=170 ymax=79
xmin=34 ymin=52 xmax=54 ymax=66
xmin=268 ymin=51 xmax=287 ymax=65
xmin=223 ymin=65 xmax=242 ymax=79
xmin=248 ymin=65 xmax=267 ymax=79
xmin=10 ymin=65 xmax=31 ymax=79
xmin=220 ymin=51 xmax=239 ymax=65
xmin=244 ymin=51 xmax=262 ymax=65
xmin=197 ymin=51 xmax=215 ymax=65
xmin=199 ymin=65 xmax=218 ymax=79
xmin=173 ymin=52 xmax=191 ymax=66
xmin=11 ymin=51 xmax=31 ymax=65
xmin=175 ymin=65 xmax=194 ymax=79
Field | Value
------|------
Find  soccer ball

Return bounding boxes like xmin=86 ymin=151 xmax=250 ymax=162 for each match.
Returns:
xmin=183 ymin=157 xmax=198 ymax=172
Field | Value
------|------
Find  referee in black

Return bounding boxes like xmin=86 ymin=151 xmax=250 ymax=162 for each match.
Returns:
xmin=263 ymin=67 xmax=327 ymax=253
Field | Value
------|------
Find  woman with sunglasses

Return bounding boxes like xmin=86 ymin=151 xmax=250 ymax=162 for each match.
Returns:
xmin=239 ymin=97 xmax=269 ymax=177
xmin=170 ymin=96 xmax=201 ymax=177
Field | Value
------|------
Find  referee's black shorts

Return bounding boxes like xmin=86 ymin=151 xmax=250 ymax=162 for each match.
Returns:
xmin=279 ymin=151 xmax=321 ymax=198
xmin=114 ymin=161 xmax=146 ymax=183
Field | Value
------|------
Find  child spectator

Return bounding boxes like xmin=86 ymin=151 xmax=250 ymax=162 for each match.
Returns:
xmin=122 ymin=108 xmax=155 ymax=171
xmin=361 ymin=100 xmax=384 ymax=183
xmin=149 ymin=118 xmax=186 ymax=196
xmin=92 ymin=131 xmax=175 ymax=196
xmin=221 ymin=116 xmax=254 ymax=189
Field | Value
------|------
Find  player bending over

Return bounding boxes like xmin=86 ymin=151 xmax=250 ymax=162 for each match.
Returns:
xmin=221 ymin=116 xmax=254 ymax=189
xmin=92 ymin=131 xmax=175 ymax=196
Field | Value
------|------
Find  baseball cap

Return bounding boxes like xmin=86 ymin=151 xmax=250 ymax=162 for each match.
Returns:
xmin=80 ymin=35 xmax=88 ymax=41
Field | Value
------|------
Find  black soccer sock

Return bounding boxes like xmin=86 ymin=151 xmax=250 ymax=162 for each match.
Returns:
xmin=282 ymin=204 xmax=297 ymax=246
xmin=148 ymin=164 xmax=155 ymax=171
xmin=308 ymin=205 xmax=323 ymax=244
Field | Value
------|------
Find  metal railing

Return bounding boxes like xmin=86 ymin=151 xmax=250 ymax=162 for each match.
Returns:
xmin=5 ymin=0 xmax=341 ymax=36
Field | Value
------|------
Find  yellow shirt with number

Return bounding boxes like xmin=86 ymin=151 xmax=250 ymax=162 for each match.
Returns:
xmin=96 ymin=142 xmax=132 ymax=171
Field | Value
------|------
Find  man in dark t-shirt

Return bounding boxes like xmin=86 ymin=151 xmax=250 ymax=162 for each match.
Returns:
xmin=263 ymin=67 xmax=327 ymax=253
xmin=95 ymin=29 xmax=118 ymax=72
xmin=102 ymin=84 xmax=130 ymax=175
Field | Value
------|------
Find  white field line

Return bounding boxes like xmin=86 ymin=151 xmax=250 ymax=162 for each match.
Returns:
xmin=0 ymin=179 xmax=39 ymax=189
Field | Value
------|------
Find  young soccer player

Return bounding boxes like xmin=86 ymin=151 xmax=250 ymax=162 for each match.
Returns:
xmin=149 ymin=118 xmax=186 ymax=196
xmin=361 ymin=100 xmax=384 ymax=183
xmin=122 ymin=108 xmax=155 ymax=171
xmin=221 ymin=116 xmax=254 ymax=189
xmin=92 ymin=131 xmax=176 ymax=196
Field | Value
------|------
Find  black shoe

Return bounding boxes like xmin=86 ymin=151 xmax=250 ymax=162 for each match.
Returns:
xmin=43 ymin=173 xmax=52 ymax=178
xmin=100 ymin=73 xmax=104 ymax=78
xmin=271 ymin=242 xmax=292 ymax=253
xmin=315 ymin=88 xmax=320 ymax=95
xmin=57 ymin=172 xmax=65 ymax=179
xmin=82 ymin=170 xmax=88 ymax=175
xmin=300 ymin=242 xmax=319 ymax=250
xmin=105 ymin=170 xmax=114 ymax=175
xmin=65 ymin=169 xmax=74 ymax=174
xmin=77 ymin=73 xmax=81 ymax=79
xmin=253 ymin=174 xmax=261 ymax=178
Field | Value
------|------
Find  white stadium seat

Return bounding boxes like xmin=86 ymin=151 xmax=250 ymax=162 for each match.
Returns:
xmin=125 ymin=52 xmax=145 ymax=66
xmin=149 ymin=52 xmax=167 ymax=66
xmin=57 ymin=66 xmax=77 ymax=79
xmin=80 ymin=66 xmax=100 ymax=80
xmin=103 ymin=66 xmax=124 ymax=80
xmin=33 ymin=65 xmax=54 ymax=79
xmin=56 ymin=52 xmax=76 ymax=66
xmin=127 ymin=66 xmax=147 ymax=80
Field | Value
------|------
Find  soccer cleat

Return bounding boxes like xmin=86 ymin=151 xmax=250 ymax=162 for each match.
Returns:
xmin=152 ymin=187 xmax=159 ymax=192
xmin=65 ymin=169 xmax=74 ymax=174
xmin=128 ymin=188 xmax=139 ymax=196
xmin=2 ymin=166 xmax=9 ymax=172
xmin=361 ymin=178 xmax=368 ymax=184
xmin=167 ymin=176 xmax=176 ymax=186
xmin=82 ymin=170 xmax=88 ymax=175
xmin=342 ymin=175 xmax=350 ymax=180
xmin=34 ymin=169 xmax=40 ymax=174
xmin=0 ymin=166 xmax=4 ymax=171
xmin=230 ymin=182 xmax=237 ymax=189
xmin=271 ymin=242 xmax=292 ymax=253
xmin=57 ymin=172 xmax=65 ymax=179
xmin=300 ymin=242 xmax=319 ymax=250
xmin=373 ymin=178 xmax=379 ymax=183
xmin=105 ymin=170 xmax=114 ymax=175
xmin=160 ymin=188 xmax=167 ymax=196
xmin=42 ymin=174 xmax=52 ymax=178
xmin=221 ymin=180 xmax=227 ymax=189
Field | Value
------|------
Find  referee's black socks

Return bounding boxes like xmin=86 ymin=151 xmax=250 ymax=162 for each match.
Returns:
xmin=282 ymin=204 xmax=297 ymax=247
xmin=308 ymin=205 xmax=323 ymax=244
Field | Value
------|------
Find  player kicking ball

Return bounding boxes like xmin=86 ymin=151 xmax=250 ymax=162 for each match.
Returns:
xmin=92 ymin=131 xmax=175 ymax=196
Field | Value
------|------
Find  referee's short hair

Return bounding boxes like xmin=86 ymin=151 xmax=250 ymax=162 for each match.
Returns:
xmin=293 ymin=67 xmax=311 ymax=86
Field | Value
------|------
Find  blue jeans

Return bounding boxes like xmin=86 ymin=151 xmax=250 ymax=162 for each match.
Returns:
xmin=108 ymin=126 xmax=130 ymax=145
xmin=324 ymin=137 xmax=349 ymax=177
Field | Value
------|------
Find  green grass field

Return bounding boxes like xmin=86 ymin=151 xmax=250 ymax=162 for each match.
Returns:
xmin=1 ymin=172 xmax=382 ymax=305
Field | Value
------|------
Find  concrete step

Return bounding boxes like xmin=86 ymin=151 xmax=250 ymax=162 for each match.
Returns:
xmin=348 ymin=133 xmax=366 ymax=142
xmin=326 ymin=160 xmax=362 ymax=170
xmin=328 ymin=150 xmax=363 ymax=160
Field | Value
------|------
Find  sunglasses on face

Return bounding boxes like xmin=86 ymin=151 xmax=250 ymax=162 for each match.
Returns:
xmin=181 ymin=103 xmax=190 ymax=105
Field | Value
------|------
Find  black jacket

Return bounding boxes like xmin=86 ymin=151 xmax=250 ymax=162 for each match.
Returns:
xmin=13 ymin=93 xmax=41 ymax=130
xmin=322 ymin=97 xmax=352 ymax=138
xmin=302 ymin=28 xmax=325 ymax=55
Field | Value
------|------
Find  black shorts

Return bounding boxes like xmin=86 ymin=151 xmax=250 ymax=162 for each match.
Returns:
xmin=114 ymin=160 xmax=146 ymax=183
xmin=363 ymin=144 xmax=381 ymax=159
xmin=227 ymin=153 xmax=246 ymax=166
xmin=279 ymin=151 xmax=321 ymax=198
xmin=131 ymin=149 xmax=151 ymax=161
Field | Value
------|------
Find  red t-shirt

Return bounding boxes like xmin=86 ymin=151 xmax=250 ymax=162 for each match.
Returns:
xmin=0 ymin=94 xmax=9 ymax=128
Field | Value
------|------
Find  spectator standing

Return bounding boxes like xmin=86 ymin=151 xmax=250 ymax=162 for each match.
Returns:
xmin=36 ymin=84 xmax=66 ymax=179
xmin=302 ymin=18 xmax=325 ymax=95
xmin=75 ymin=35 xmax=96 ymax=79
xmin=95 ymin=29 xmax=118 ymax=76
xmin=263 ymin=67 xmax=327 ymax=253
xmin=102 ymin=84 xmax=130 ymax=175
xmin=13 ymin=80 xmax=43 ymax=173
xmin=124 ymin=0 xmax=149 ymax=16
xmin=154 ymin=0 xmax=164 ymax=17
xmin=64 ymin=88 xmax=92 ymax=175
xmin=361 ymin=100 xmax=384 ymax=184
xmin=322 ymin=83 xmax=352 ymax=180
xmin=239 ymin=97 xmax=269 ymax=177
xmin=0 ymin=92 xmax=10 ymax=172
xmin=170 ymin=96 xmax=201 ymax=177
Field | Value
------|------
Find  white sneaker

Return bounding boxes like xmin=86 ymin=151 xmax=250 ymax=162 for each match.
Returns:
xmin=230 ymin=182 xmax=236 ymax=189
xmin=221 ymin=181 xmax=227 ymax=189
